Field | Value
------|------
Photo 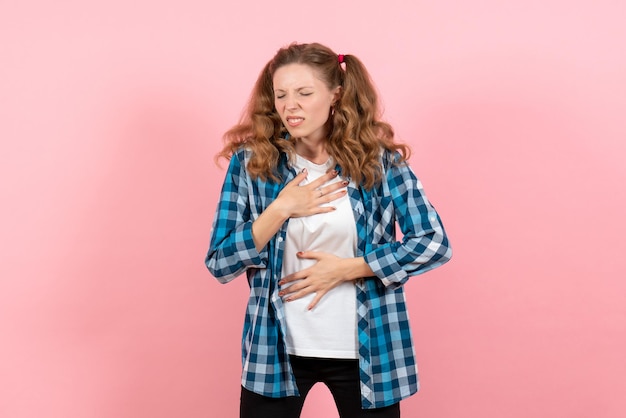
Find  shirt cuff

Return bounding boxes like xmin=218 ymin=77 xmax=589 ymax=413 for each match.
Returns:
xmin=364 ymin=245 xmax=409 ymax=289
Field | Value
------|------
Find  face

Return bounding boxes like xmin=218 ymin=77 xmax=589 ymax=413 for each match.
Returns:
xmin=273 ymin=63 xmax=340 ymax=143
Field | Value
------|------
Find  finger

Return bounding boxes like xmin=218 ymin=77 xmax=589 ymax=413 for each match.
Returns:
xmin=279 ymin=271 xmax=305 ymax=285
xmin=307 ymin=291 xmax=326 ymax=311
xmin=316 ymin=189 xmax=348 ymax=204
xmin=308 ymin=205 xmax=338 ymax=215
xmin=285 ymin=168 xmax=309 ymax=188
xmin=296 ymin=251 xmax=322 ymax=261
xmin=314 ymin=181 xmax=348 ymax=203
xmin=320 ymin=180 xmax=349 ymax=196
xmin=307 ymin=170 xmax=338 ymax=189
xmin=279 ymin=282 xmax=302 ymax=297
xmin=284 ymin=287 xmax=315 ymax=302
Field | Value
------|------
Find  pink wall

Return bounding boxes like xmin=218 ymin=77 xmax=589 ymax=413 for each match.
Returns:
xmin=1 ymin=1 xmax=625 ymax=417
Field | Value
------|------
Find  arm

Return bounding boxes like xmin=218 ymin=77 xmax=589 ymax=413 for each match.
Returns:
xmin=279 ymin=153 xmax=452 ymax=309
xmin=279 ymin=152 xmax=452 ymax=308
xmin=205 ymin=150 xmax=267 ymax=283
xmin=205 ymin=150 xmax=348 ymax=283
xmin=363 ymin=152 xmax=452 ymax=288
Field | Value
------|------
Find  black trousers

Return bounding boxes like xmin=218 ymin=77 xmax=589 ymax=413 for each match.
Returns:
xmin=240 ymin=356 xmax=401 ymax=418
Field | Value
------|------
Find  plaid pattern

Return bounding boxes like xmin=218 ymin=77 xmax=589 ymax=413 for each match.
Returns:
xmin=206 ymin=147 xmax=452 ymax=409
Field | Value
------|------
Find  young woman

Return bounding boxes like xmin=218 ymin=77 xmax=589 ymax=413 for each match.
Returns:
xmin=205 ymin=42 xmax=452 ymax=418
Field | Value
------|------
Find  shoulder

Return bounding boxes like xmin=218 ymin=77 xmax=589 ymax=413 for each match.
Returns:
xmin=380 ymin=148 xmax=408 ymax=171
xmin=232 ymin=146 xmax=252 ymax=161
xmin=227 ymin=146 xmax=254 ymax=171
xmin=228 ymin=144 xmax=290 ymax=185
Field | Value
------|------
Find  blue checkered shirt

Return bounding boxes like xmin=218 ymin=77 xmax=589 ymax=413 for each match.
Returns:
xmin=205 ymin=147 xmax=452 ymax=409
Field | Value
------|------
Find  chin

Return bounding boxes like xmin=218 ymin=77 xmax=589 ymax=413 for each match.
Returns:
xmin=286 ymin=128 xmax=307 ymax=138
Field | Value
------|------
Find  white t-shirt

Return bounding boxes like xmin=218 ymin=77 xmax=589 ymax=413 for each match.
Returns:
xmin=282 ymin=154 xmax=358 ymax=359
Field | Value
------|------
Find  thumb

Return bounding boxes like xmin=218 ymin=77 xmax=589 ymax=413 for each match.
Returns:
xmin=296 ymin=251 xmax=321 ymax=260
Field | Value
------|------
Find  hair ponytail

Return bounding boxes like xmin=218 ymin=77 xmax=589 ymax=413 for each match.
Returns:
xmin=327 ymin=53 xmax=410 ymax=189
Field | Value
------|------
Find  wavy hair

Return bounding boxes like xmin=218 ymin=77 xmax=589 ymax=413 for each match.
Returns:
xmin=217 ymin=42 xmax=410 ymax=189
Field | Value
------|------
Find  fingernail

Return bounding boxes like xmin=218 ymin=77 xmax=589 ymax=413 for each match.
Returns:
xmin=296 ymin=251 xmax=303 ymax=256
xmin=332 ymin=170 xmax=338 ymax=175
xmin=342 ymin=181 xmax=349 ymax=185
xmin=302 ymin=168 xmax=307 ymax=173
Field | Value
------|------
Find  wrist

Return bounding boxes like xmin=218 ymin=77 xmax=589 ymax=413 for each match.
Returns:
xmin=266 ymin=199 xmax=291 ymax=222
xmin=343 ymin=257 xmax=374 ymax=282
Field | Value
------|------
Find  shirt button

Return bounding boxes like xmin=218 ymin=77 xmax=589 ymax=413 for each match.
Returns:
xmin=278 ymin=237 xmax=283 ymax=242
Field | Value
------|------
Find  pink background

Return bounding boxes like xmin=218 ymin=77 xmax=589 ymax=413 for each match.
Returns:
xmin=1 ymin=1 xmax=625 ymax=417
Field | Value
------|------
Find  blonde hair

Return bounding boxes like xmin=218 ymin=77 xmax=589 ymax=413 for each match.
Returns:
xmin=217 ymin=42 xmax=410 ymax=189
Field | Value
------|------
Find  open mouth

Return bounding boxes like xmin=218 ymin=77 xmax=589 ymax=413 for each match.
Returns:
xmin=286 ymin=116 xmax=304 ymax=127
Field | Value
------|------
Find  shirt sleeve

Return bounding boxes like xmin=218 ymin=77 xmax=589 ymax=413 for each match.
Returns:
xmin=205 ymin=149 xmax=268 ymax=283
xmin=363 ymin=153 xmax=452 ymax=288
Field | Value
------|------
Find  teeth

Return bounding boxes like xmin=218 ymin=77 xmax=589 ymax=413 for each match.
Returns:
xmin=287 ymin=117 xmax=303 ymax=122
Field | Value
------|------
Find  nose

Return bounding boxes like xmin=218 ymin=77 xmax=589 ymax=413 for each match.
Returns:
xmin=285 ymin=94 xmax=299 ymax=110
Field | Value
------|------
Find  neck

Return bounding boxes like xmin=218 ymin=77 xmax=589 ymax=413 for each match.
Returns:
xmin=294 ymin=138 xmax=329 ymax=164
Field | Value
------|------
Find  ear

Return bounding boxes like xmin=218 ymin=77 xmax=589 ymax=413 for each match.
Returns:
xmin=331 ymin=85 xmax=342 ymax=105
